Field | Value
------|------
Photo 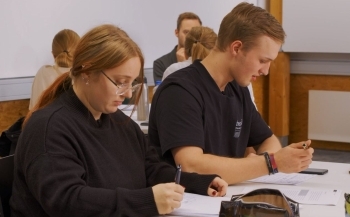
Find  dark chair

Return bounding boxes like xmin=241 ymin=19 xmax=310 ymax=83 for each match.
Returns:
xmin=0 ymin=155 xmax=14 ymax=217
xmin=0 ymin=199 xmax=3 ymax=217
xmin=0 ymin=117 xmax=24 ymax=157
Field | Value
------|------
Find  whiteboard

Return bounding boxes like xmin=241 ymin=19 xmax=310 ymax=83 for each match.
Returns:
xmin=0 ymin=0 xmax=256 ymax=79
xmin=308 ymin=90 xmax=350 ymax=143
xmin=282 ymin=0 xmax=350 ymax=53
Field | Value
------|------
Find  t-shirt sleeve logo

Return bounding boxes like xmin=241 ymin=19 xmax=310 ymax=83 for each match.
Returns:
xmin=234 ymin=119 xmax=243 ymax=138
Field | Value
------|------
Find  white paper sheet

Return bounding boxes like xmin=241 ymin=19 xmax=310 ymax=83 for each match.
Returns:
xmin=242 ymin=187 xmax=342 ymax=205
xmin=247 ymin=172 xmax=316 ymax=185
xmin=118 ymin=104 xmax=134 ymax=111
xmin=168 ymin=193 xmax=230 ymax=216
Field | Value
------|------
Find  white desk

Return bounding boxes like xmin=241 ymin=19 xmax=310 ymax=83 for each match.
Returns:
xmin=119 ymin=105 xmax=148 ymax=134
xmin=119 ymin=104 xmax=349 ymax=215
xmin=224 ymin=161 xmax=350 ymax=217
xmin=162 ymin=162 xmax=350 ymax=217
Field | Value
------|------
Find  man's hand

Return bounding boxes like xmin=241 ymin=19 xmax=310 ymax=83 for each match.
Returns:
xmin=176 ymin=47 xmax=186 ymax=62
xmin=274 ymin=140 xmax=313 ymax=173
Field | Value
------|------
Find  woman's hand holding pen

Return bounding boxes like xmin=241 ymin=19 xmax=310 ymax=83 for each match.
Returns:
xmin=207 ymin=177 xmax=228 ymax=197
xmin=152 ymin=183 xmax=184 ymax=215
xmin=274 ymin=140 xmax=314 ymax=173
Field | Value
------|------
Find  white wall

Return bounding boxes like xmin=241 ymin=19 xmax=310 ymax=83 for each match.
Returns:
xmin=0 ymin=0 xmax=256 ymax=79
xmin=308 ymin=90 xmax=350 ymax=143
xmin=282 ymin=0 xmax=350 ymax=53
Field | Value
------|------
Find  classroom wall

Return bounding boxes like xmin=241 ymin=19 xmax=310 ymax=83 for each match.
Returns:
xmin=0 ymin=100 xmax=29 ymax=132
xmin=1 ymin=0 xmax=254 ymax=79
xmin=282 ymin=0 xmax=350 ymax=53
xmin=2 ymin=0 xmax=350 ymax=152
xmin=289 ymin=74 xmax=350 ymax=151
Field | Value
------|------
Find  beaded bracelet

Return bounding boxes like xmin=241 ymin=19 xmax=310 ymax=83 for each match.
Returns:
xmin=269 ymin=153 xmax=279 ymax=174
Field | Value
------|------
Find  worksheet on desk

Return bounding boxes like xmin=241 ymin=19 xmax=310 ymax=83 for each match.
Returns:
xmin=169 ymin=193 xmax=230 ymax=216
xmin=242 ymin=187 xmax=342 ymax=205
xmin=247 ymin=172 xmax=316 ymax=185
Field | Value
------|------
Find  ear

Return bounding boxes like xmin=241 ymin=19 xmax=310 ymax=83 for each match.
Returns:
xmin=81 ymin=72 xmax=90 ymax=80
xmin=229 ymin=40 xmax=243 ymax=56
xmin=175 ymin=28 xmax=179 ymax=38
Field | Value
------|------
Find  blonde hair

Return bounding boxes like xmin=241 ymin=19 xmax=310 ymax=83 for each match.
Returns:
xmin=184 ymin=26 xmax=217 ymax=63
xmin=24 ymin=24 xmax=144 ymax=127
xmin=52 ymin=29 xmax=80 ymax=67
xmin=217 ymin=2 xmax=285 ymax=52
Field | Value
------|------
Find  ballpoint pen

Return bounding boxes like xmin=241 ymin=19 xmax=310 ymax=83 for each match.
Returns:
xmin=175 ymin=165 xmax=181 ymax=184
xmin=302 ymin=143 xmax=309 ymax=150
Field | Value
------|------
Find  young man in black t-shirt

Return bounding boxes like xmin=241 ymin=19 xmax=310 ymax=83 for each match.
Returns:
xmin=149 ymin=2 xmax=314 ymax=185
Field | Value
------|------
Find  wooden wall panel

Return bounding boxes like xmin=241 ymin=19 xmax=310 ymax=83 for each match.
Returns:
xmin=252 ymin=76 xmax=269 ymax=122
xmin=289 ymin=74 xmax=350 ymax=151
xmin=268 ymin=53 xmax=290 ymax=136
xmin=269 ymin=0 xmax=282 ymax=23
xmin=0 ymin=100 xmax=29 ymax=132
xmin=268 ymin=0 xmax=290 ymax=137
xmin=148 ymin=86 xmax=154 ymax=103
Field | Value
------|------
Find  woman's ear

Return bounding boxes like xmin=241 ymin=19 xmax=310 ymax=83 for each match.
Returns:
xmin=81 ymin=72 xmax=90 ymax=80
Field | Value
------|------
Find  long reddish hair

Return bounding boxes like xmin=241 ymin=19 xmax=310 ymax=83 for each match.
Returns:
xmin=24 ymin=24 xmax=144 ymax=127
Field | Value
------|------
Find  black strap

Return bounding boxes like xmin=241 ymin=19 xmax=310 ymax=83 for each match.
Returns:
xmin=0 ymin=196 xmax=4 ymax=217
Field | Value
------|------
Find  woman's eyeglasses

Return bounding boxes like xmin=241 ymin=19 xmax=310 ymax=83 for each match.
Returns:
xmin=101 ymin=71 xmax=141 ymax=96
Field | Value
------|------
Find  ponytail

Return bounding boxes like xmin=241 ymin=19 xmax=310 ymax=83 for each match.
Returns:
xmin=55 ymin=51 xmax=74 ymax=68
xmin=184 ymin=26 xmax=217 ymax=63
xmin=190 ymin=42 xmax=210 ymax=63
xmin=23 ymin=72 xmax=71 ymax=127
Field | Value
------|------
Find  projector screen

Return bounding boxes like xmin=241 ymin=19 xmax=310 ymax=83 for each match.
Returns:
xmin=0 ymin=0 xmax=256 ymax=79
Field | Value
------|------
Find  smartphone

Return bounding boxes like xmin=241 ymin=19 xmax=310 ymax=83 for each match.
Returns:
xmin=299 ymin=168 xmax=328 ymax=175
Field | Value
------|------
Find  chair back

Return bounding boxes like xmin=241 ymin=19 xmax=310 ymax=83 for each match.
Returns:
xmin=0 ymin=155 xmax=14 ymax=217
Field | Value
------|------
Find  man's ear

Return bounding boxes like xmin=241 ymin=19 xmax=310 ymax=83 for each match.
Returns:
xmin=175 ymin=29 xmax=179 ymax=38
xmin=229 ymin=40 xmax=243 ymax=56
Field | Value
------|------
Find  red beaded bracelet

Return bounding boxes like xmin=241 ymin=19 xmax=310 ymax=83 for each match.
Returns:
xmin=269 ymin=153 xmax=279 ymax=174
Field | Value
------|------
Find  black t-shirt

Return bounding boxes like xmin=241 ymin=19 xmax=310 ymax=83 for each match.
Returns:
xmin=149 ymin=60 xmax=273 ymax=165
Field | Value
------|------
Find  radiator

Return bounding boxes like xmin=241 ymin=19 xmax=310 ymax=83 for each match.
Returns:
xmin=308 ymin=90 xmax=350 ymax=143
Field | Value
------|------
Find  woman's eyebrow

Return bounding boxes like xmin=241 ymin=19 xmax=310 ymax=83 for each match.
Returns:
xmin=114 ymin=75 xmax=133 ymax=79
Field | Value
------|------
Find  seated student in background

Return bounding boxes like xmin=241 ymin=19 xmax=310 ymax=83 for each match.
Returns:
xmin=161 ymin=26 xmax=216 ymax=81
xmin=11 ymin=24 xmax=227 ymax=217
xmin=153 ymin=12 xmax=201 ymax=83
xmin=29 ymin=29 xmax=80 ymax=110
xmin=149 ymin=3 xmax=314 ymax=185
xmin=161 ymin=26 xmax=257 ymax=109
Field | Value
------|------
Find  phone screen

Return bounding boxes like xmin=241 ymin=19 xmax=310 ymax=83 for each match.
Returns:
xmin=299 ymin=168 xmax=328 ymax=175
